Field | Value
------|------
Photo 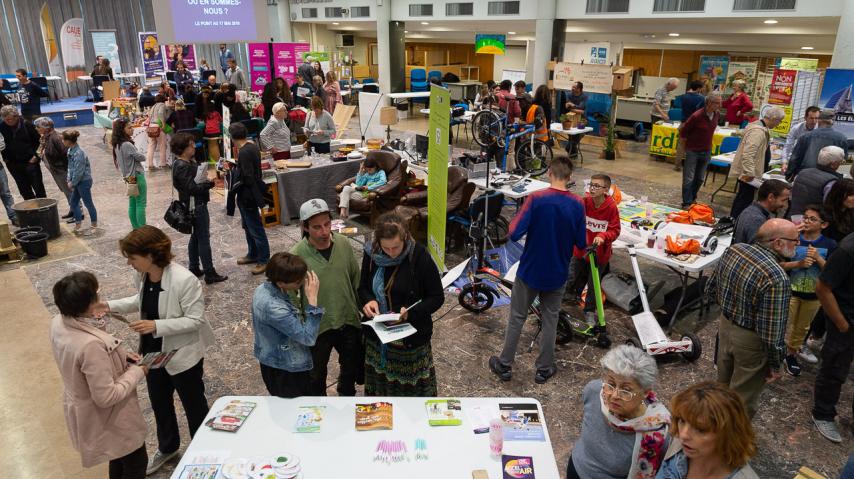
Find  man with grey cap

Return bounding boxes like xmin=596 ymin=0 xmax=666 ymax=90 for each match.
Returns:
xmin=290 ymin=199 xmax=363 ymax=396
xmin=787 ymin=109 xmax=849 ymax=182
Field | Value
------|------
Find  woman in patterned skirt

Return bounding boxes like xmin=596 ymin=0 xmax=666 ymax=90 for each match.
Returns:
xmin=358 ymin=212 xmax=444 ymax=396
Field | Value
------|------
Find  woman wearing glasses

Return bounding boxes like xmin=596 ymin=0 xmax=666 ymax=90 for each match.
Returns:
xmin=567 ymin=345 xmax=671 ymax=479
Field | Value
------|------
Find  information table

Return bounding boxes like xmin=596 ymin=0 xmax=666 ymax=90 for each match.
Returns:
xmin=469 ymin=175 xmax=551 ymax=200
xmin=648 ymin=122 xmax=738 ymax=158
xmin=171 ymin=396 xmax=561 ymax=479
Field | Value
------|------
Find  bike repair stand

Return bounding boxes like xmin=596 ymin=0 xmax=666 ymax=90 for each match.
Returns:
xmin=625 ymin=244 xmax=701 ymax=362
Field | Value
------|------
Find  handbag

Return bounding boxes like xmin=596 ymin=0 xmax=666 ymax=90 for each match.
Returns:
xmin=164 ymin=188 xmax=194 ymax=234
xmin=147 ymin=125 xmax=161 ymax=138
xmin=124 ymin=176 xmax=139 ymax=197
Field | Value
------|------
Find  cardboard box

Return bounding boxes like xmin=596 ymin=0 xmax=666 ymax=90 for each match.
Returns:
xmin=612 ymin=67 xmax=633 ymax=91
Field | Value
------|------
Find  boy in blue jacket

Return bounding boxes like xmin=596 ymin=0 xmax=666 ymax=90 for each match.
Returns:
xmin=338 ymin=157 xmax=387 ymax=218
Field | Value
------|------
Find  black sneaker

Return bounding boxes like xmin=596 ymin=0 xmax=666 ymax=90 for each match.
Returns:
xmin=784 ymin=354 xmax=801 ymax=377
xmin=61 ymin=211 xmax=73 ymax=219
xmin=489 ymin=356 xmax=512 ymax=381
xmin=204 ymin=272 xmax=228 ymax=284
xmin=188 ymin=267 xmax=204 ymax=277
xmin=534 ymin=367 xmax=556 ymax=384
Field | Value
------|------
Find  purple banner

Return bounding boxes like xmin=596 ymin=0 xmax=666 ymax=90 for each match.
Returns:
xmin=138 ymin=32 xmax=163 ymax=82
xmin=162 ymin=44 xmax=197 ymax=70
xmin=248 ymin=43 xmax=270 ymax=93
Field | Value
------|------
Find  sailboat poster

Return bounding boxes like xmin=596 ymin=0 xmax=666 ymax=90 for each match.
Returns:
xmin=819 ymin=68 xmax=854 ymax=139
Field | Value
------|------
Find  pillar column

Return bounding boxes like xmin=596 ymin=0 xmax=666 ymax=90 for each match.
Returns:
xmin=532 ymin=0 xmax=557 ymax=87
xmin=388 ymin=21 xmax=406 ymax=93
xmin=376 ymin=2 xmax=392 ymax=93
xmin=831 ymin=1 xmax=854 ymax=68
xmin=274 ymin=2 xmax=293 ymax=42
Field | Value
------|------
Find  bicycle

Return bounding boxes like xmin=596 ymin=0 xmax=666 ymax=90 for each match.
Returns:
xmin=470 ymin=100 xmax=553 ymax=176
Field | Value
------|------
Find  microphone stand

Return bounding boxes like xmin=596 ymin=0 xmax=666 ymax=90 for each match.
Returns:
xmin=360 ymin=92 xmax=385 ymax=148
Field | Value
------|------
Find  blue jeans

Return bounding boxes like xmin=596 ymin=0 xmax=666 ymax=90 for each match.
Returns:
xmin=238 ymin=203 xmax=269 ymax=264
xmin=70 ymin=179 xmax=97 ymax=224
xmin=682 ymin=150 xmax=711 ymax=206
xmin=189 ymin=202 xmax=214 ymax=271
xmin=0 ymin=167 xmax=16 ymax=222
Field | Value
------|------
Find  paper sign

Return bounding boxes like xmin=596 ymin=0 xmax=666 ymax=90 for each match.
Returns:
xmin=768 ymin=69 xmax=796 ymax=105
xmin=780 ymin=58 xmax=818 ymax=72
xmin=553 ymin=62 xmax=613 ymax=94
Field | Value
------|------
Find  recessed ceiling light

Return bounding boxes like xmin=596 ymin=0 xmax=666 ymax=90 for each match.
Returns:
xmin=421 ymin=21 xmax=429 ymax=25
xmin=668 ymin=33 xmax=679 ymax=37
xmin=332 ymin=22 xmax=340 ymax=25
xmin=764 ymin=19 xmax=778 ymax=24
xmin=508 ymin=31 xmax=516 ymax=35
xmin=801 ymin=46 xmax=815 ymax=50
xmin=404 ymin=30 xmax=408 ymax=33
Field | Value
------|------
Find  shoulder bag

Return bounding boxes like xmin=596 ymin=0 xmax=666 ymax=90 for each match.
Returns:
xmin=164 ymin=187 xmax=194 ymax=234
xmin=124 ymin=174 xmax=139 ymax=197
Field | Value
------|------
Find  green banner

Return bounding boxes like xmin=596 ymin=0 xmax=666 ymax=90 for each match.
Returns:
xmin=427 ymin=85 xmax=450 ymax=271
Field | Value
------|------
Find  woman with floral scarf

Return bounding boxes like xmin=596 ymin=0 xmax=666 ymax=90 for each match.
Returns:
xmin=357 ymin=212 xmax=444 ymax=396
xmin=568 ymin=345 xmax=671 ymax=479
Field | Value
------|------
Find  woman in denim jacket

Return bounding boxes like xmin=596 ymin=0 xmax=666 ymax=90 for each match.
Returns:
xmin=63 ymin=130 xmax=98 ymax=235
xmin=252 ymin=252 xmax=323 ymax=398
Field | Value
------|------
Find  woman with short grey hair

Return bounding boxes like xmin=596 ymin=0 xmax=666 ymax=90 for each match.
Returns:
xmin=723 ymin=79 xmax=754 ymax=126
xmin=34 ymin=116 xmax=73 ymax=220
xmin=567 ymin=345 xmax=671 ymax=479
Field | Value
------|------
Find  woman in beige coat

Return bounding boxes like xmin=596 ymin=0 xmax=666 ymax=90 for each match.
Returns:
xmin=49 ymin=271 xmax=148 ymax=478
xmin=98 ymin=225 xmax=215 ymax=475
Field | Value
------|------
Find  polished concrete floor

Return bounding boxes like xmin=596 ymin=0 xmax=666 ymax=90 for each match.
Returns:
xmin=1 ymin=115 xmax=851 ymax=479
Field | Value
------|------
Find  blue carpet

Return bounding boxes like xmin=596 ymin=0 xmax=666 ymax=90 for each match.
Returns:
xmin=42 ymin=96 xmax=91 ymax=114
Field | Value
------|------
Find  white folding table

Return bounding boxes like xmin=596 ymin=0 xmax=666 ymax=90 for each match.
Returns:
xmin=170 ymin=396 xmax=561 ymax=479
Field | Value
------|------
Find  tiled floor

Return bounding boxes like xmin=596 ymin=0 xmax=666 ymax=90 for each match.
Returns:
xmin=1 ymin=115 xmax=849 ymax=479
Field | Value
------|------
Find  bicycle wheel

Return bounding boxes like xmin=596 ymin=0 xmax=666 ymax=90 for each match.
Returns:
xmin=516 ymin=139 xmax=553 ymax=176
xmin=486 ymin=215 xmax=509 ymax=245
xmin=458 ymin=283 xmax=494 ymax=313
xmin=471 ymin=110 xmax=504 ymax=147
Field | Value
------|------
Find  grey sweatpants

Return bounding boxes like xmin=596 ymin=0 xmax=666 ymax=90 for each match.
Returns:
xmin=44 ymin=163 xmax=72 ymax=209
xmin=498 ymin=276 xmax=566 ymax=372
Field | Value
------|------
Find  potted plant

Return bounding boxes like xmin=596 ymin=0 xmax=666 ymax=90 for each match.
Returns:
xmin=592 ymin=111 xmax=616 ymax=160
xmin=559 ymin=112 xmax=578 ymax=130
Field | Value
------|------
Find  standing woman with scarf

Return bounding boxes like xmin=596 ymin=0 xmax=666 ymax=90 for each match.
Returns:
xmin=568 ymin=345 xmax=671 ymax=479
xmin=358 ymin=212 xmax=444 ymax=396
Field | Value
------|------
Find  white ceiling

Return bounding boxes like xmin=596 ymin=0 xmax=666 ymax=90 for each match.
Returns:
xmin=323 ymin=16 xmax=840 ymax=55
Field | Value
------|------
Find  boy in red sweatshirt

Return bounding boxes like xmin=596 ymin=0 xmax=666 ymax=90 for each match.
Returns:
xmin=568 ymin=174 xmax=621 ymax=325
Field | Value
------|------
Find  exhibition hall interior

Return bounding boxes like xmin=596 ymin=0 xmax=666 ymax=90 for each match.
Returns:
xmin=2 ymin=0 xmax=854 ymax=478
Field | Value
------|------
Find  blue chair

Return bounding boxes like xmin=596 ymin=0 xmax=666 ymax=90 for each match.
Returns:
xmin=672 ymin=95 xmax=682 ymax=109
xmin=362 ymin=77 xmax=376 ymax=85
xmin=427 ymin=70 xmax=442 ymax=83
xmin=450 ymin=103 xmax=468 ymax=143
xmin=584 ymin=93 xmax=612 ymax=134
xmin=339 ymin=80 xmax=349 ymax=90
xmin=706 ymin=135 xmax=741 ymax=201
xmin=410 ymin=68 xmax=429 ymax=108
xmin=668 ymin=108 xmax=682 ymax=122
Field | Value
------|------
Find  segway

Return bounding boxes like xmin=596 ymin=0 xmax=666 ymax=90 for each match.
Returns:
xmin=624 ymin=244 xmax=701 ymax=361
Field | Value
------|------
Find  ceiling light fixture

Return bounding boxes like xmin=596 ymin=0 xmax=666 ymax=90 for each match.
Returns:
xmin=508 ymin=31 xmax=516 ymax=35
xmin=332 ymin=22 xmax=340 ymax=25
xmin=668 ymin=33 xmax=679 ymax=37
xmin=421 ymin=21 xmax=429 ymax=25
xmin=801 ymin=46 xmax=814 ymax=50
xmin=764 ymin=19 xmax=778 ymax=24
xmin=404 ymin=30 xmax=408 ymax=33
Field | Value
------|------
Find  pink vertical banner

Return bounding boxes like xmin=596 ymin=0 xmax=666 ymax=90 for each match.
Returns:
xmin=248 ymin=42 xmax=270 ymax=93
xmin=272 ymin=42 xmax=310 ymax=86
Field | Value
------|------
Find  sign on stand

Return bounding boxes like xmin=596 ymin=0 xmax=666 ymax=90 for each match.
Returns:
xmin=553 ymin=62 xmax=613 ymax=94
xmin=426 ymin=85 xmax=450 ymax=271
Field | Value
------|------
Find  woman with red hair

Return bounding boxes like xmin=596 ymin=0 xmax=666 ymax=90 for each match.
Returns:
xmin=657 ymin=381 xmax=758 ymax=478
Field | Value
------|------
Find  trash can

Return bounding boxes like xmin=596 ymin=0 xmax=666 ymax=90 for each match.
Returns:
xmin=12 ymin=198 xmax=60 ymax=239
xmin=396 ymin=100 xmax=409 ymax=120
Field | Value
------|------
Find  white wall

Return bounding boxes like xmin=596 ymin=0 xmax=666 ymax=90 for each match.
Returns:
xmin=558 ymin=0 xmax=845 ymax=18
xmin=492 ymin=45 xmax=528 ymax=83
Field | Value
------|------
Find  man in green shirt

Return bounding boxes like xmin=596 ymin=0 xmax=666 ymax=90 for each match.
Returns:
xmin=291 ymin=199 xmax=363 ymax=395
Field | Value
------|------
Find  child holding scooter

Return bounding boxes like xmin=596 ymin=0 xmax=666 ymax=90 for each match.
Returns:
xmin=568 ymin=174 xmax=621 ymax=325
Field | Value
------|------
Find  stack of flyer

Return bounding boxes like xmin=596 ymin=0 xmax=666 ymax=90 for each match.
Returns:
xmin=206 ymin=400 xmax=256 ymax=433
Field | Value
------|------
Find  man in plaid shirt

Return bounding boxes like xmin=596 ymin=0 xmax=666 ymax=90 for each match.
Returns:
xmin=707 ymin=218 xmax=799 ymax=418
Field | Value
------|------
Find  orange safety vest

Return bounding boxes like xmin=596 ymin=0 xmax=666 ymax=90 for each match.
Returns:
xmin=525 ymin=104 xmax=548 ymax=141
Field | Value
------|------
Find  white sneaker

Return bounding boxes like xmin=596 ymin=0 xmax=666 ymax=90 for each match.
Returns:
xmin=798 ymin=346 xmax=819 ymax=364
xmin=813 ymin=417 xmax=843 ymax=443
xmin=806 ymin=335 xmax=824 ymax=353
xmin=146 ymin=450 xmax=179 ymax=475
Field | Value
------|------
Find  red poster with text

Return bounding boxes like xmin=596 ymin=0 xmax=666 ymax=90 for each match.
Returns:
xmin=768 ymin=69 xmax=796 ymax=105
xmin=248 ymin=43 xmax=270 ymax=93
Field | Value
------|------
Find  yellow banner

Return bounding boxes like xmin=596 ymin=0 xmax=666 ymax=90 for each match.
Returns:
xmin=779 ymin=58 xmax=818 ymax=72
xmin=771 ymin=105 xmax=793 ymax=137
xmin=648 ymin=124 xmax=732 ymax=157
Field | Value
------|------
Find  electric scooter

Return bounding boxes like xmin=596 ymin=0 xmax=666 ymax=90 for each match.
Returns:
xmin=624 ymin=244 xmax=702 ymax=361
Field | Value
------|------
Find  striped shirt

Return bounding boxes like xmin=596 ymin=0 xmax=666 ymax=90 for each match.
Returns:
xmin=706 ymin=243 xmax=791 ymax=369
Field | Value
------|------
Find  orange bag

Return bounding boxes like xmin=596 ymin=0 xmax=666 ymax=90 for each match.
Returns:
xmin=667 ymin=211 xmax=693 ymax=224
xmin=665 ymin=235 xmax=701 ymax=255
xmin=687 ymin=203 xmax=715 ymax=224
xmin=608 ymin=183 xmax=622 ymax=203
